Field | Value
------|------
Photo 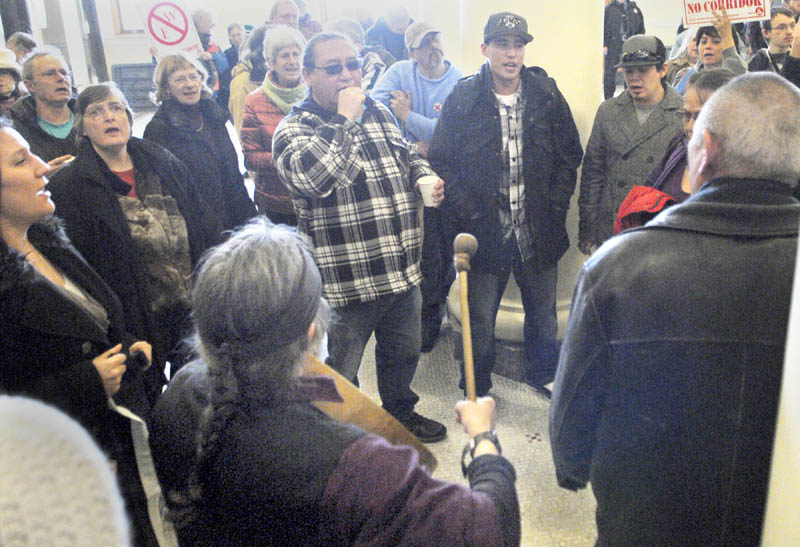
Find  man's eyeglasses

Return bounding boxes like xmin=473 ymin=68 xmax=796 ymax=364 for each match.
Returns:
xmin=169 ymin=73 xmax=203 ymax=85
xmin=35 ymin=68 xmax=71 ymax=81
xmin=310 ymin=60 xmax=361 ymax=75
xmin=84 ymin=102 xmax=128 ymax=120
xmin=677 ymin=109 xmax=700 ymax=123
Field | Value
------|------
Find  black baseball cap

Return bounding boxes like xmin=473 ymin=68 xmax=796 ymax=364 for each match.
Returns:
xmin=483 ymin=12 xmax=533 ymax=44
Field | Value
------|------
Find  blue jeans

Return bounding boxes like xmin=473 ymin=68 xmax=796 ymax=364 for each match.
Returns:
xmin=326 ymin=287 xmax=422 ymax=420
xmin=464 ymin=237 xmax=559 ymax=393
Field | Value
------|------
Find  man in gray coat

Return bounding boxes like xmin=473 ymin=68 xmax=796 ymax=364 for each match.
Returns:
xmin=578 ymin=35 xmax=683 ymax=253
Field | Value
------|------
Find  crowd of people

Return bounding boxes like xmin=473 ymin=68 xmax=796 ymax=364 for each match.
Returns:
xmin=1 ymin=1 xmax=799 ymax=545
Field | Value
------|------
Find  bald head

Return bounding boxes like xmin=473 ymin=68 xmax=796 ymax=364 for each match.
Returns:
xmin=688 ymin=72 xmax=800 ymax=191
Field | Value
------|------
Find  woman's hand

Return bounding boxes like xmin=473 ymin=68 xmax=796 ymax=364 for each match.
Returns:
xmin=92 ymin=343 xmax=127 ymax=396
xmin=712 ymin=8 xmax=735 ymax=51
xmin=129 ymin=341 xmax=152 ymax=367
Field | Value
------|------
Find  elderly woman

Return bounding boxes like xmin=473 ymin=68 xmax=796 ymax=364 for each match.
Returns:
xmin=240 ymin=26 xmax=306 ymax=224
xmin=48 ymin=83 xmax=221 ymax=377
xmin=149 ymin=218 xmax=520 ymax=546
xmin=0 ymin=118 xmax=163 ymax=546
xmin=144 ymin=53 xmax=255 ymax=231
xmin=229 ymin=25 xmax=269 ymax=133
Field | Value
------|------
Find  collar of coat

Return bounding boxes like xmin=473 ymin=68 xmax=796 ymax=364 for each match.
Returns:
xmin=155 ymin=97 xmax=227 ymax=132
xmin=10 ymin=94 xmax=78 ymax=127
xmin=456 ymin=62 xmax=558 ymax=113
xmin=71 ymin=136 xmax=172 ymax=193
xmin=613 ymin=83 xmax=683 ymax=111
xmin=0 ymin=216 xmax=71 ymax=292
xmin=643 ymin=177 xmax=800 ymax=237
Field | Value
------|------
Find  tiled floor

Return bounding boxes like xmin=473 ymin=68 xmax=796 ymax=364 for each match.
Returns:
xmin=356 ymin=323 xmax=597 ymax=546
xmin=131 ymin=108 xmax=597 ymax=545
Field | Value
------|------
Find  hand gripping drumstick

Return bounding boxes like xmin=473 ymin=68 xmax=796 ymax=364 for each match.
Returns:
xmin=454 ymin=233 xmax=479 ymax=401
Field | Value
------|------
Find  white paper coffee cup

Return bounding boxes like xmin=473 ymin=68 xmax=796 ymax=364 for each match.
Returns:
xmin=417 ymin=175 xmax=439 ymax=207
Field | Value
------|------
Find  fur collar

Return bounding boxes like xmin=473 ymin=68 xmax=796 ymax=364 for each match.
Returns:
xmin=0 ymin=216 xmax=72 ymax=292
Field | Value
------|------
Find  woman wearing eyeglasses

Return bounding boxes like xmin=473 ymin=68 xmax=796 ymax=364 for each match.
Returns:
xmin=48 ymin=82 xmax=221 ymax=378
xmin=643 ymin=68 xmax=735 ymax=204
xmin=240 ymin=26 xmax=306 ymax=225
xmin=144 ymin=53 xmax=256 ymax=232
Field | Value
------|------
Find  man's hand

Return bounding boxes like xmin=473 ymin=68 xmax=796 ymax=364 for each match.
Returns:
xmin=578 ymin=239 xmax=597 ymax=255
xmin=338 ymin=86 xmax=366 ymax=120
xmin=389 ymin=90 xmax=412 ymax=122
xmin=199 ymin=52 xmax=212 ymax=61
xmin=711 ymin=8 xmax=735 ymax=51
xmin=414 ymin=141 xmax=430 ymax=157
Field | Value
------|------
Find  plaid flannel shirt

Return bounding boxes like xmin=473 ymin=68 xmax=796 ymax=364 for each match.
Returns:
xmin=273 ymin=97 xmax=433 ymax=307
xmin=496 ymin=89 xmax=534 ymax=262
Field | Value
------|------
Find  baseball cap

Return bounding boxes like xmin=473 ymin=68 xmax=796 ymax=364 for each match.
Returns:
xmin=483 ymin=12 xmax=533 ymax=44
xmin=0 ymin=49 xmax=21 ymax=81
xmin=615 ymin=35 xmax=666 ymax=68
xmin=405 ymin=22 xmax=439 ymax=51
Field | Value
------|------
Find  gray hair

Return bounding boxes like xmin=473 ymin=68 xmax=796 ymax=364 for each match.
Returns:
xmin=191 ymin=216 xmax=328 ymax=402
xmin=190 ymin=9 xmax=213 ymax=26
xmin=20 ymin=46 xmax=68 ymax=82
xmin=262 ymin=25 xmax=306 ymax=65
xmin=269 ymin=0 xmax=297 ymax=22
xmin=692 ymin=72 xmax=800 ymax=185
xmin=325 ymin=18 xmax=365 ymax=47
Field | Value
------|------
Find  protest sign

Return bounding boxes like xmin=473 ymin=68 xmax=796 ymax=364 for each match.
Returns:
xmin=137 ymin=1 xmax=203 ymax=59
xmin=684 ymin=0 xmax=769 ymax=26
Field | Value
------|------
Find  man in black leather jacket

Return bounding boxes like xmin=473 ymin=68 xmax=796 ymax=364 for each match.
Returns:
xmin=428 ymin=12 xmax=583 ymax=395
xmin=550 ymin=72 xmax=800 ymax=545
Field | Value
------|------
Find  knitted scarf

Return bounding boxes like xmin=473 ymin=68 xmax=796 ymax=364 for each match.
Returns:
xmin=261 ymin=71 xmax=306 ymax=115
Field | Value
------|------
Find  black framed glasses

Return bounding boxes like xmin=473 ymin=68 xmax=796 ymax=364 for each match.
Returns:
xmin=677 ymin=109 xmax=700 ymax=123
xmin=311 ymin=59 xmax=361 ymax=75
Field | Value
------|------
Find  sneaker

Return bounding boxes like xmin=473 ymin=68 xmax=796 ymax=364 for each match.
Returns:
xmin=399 ymin=412 xmax=447 ymax=443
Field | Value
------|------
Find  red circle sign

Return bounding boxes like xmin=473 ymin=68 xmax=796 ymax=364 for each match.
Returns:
xmin=147 ymin=2 xmax=189 ymax=46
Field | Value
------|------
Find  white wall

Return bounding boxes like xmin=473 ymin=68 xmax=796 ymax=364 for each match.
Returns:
xmin=634 ymin=0 xmax=685 ymax=48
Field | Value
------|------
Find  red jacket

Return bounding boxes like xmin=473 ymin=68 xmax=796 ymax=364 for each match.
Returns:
xmin=240 ymin=88 xmax=294 ymax=215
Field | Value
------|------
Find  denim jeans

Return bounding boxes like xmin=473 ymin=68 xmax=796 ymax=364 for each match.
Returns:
xmin=326 ymin=287 xmax=422 ymax=420
xmin=463 ymin=237 xmax=559 ymax=393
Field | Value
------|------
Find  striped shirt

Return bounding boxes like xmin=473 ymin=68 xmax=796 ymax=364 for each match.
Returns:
xmin=273 ymin=97 xmax=434 ymax=307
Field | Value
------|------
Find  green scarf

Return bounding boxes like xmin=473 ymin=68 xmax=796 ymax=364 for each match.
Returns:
xmin=261 ymin=71 xmax=307 ymax=114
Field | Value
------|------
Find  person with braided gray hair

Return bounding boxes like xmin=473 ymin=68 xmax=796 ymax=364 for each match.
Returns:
xmin=148 ymin=217 xmax=520 ymax=546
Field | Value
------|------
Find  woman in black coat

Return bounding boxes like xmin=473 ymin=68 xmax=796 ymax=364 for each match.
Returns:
xmin=48 ymin=83 xmax=222 ymax=376
xmin=0 ymin=119 xmax=162 ymax=546
xmin=144 ymin=52 xmax=256 ymax=231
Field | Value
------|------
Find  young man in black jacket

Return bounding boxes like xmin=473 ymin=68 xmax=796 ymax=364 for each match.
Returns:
xmin=429 ymin=12 xmax=583 ymax=396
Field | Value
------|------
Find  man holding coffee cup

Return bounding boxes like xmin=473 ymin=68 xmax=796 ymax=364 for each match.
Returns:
xmin=429 ymin=12 xmax=583 ymax=396
xmin=273 ymin=31 xmax=447 ymax=443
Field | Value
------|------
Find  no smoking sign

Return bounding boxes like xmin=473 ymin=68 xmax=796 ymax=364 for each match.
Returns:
xmin=147 ymin=2 xmax=189 ymax=46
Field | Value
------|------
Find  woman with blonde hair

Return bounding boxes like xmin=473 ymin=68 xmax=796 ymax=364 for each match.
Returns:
xmin=240 ymin=26 xmax=306 ymax=224
xmin=145 ymin=53 xmax=256 ymax=231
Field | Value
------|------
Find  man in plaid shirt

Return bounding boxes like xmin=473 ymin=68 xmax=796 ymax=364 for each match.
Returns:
xmin=273 ymin=32 xmax=447 ymax=442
